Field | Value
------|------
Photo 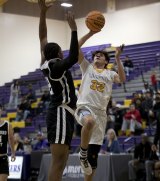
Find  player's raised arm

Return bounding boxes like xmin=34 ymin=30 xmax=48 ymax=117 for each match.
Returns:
xmin=47 ymin=12 xmax=79 ymax=77
xmin=78 ymin=31 xmax=98 ymax=64
xmin=114 ymin=45 xmax=126 ymax=83
xmin=38 ymin=0 xmax=53 ymax=65
xmin=65 ymin=11 xmax=79 ymax=66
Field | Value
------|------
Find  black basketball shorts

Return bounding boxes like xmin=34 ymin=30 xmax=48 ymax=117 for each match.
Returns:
xmin=0 ymin=155 xmax=9 ymax=175
xmin=46 ymin=107 xmax=75 ymax=146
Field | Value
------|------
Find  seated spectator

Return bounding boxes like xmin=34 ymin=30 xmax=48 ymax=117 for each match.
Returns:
xmin=128 ymin=134 xmax=158 ymax=181
xmin=131 ymin=93 xmax=143 ymax=112
xmin=23 ymin=136 xmax=32 ymax=154
xmin=142 ymin=82 xmax=153 ymax=94
xmin=123 ymin=55 xmax=134 ymax=76
xmin=102 ymin=129 xmax=121 ymax=154
xmin=33 ymin=132 xmax=49 ymax=151
xmin=13 ymin=133 xmax=24 ymax=152
xmin=26 ymin=84 xmax=36 ymax=103
xmin=37 ymin=90 xmax=50 ymax=113
xmin=15 ymin=96 xmax=31 ymax=121
xmin=121 ymin=104 xmax=142 ymax=135
xmin=141 ymin=91 xmax=153 ymax=125
xmin=106 ymin=100 xmax=119 ymax=131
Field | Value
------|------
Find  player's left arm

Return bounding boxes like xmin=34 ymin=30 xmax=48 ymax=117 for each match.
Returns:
xmin=8 ymin=123 xmax=16 ymax=161
xmin=114 ymin=45 xmax=126 ymax=83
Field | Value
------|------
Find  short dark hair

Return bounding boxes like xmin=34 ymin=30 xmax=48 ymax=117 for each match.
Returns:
xmin=44 ymin=43 xmax=61 ymax=61
xmin=0 ymin=104 xmax=2 ymax=109
xmin=92 ymin=50 xmax=110 ymax=63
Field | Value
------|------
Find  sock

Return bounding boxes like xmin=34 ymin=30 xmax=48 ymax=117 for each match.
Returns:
xmin=80 ymin=147 xmax=88 ymax=160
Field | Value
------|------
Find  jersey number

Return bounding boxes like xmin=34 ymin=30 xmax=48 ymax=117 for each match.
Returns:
xmin=90 ymin=80 xmax=105 ymax=93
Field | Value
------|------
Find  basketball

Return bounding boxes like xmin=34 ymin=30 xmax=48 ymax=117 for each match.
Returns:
xmin=85 ymin=11 xmax=105 ymax=32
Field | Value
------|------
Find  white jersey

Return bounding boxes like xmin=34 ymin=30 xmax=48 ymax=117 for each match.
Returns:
xmin=77 ymin=58 xmax=118 ymax=111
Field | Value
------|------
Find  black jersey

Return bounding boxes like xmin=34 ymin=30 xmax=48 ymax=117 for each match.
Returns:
xmin=0 ymin=121 xmax=8 ymax=154
xmin=40 ymin=31 xmax=78 ymax=109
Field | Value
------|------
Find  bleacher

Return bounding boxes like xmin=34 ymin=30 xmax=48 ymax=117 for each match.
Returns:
xmin=0 ymin=40 xmax=160 ymax=152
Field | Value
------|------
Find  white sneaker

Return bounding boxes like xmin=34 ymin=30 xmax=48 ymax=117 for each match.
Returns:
xmin=79 ymin=153 xmax=92 ymax=175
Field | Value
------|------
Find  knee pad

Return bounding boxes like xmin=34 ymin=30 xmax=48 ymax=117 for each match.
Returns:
xmin=87 ymin=144 xmax=101 ymax=169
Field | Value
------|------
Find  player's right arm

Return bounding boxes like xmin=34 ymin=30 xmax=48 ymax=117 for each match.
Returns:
xmin=78 ymin=31 xmax=97 ymax=64
xmin=38 ymin=0 xmax=53 ymax=66
xmin=8 ymin=123 xmax=16 ymax=161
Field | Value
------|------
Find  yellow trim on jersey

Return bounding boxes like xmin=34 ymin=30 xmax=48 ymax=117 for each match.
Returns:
xmin=93 ymin=67 xmax=105 ymax=73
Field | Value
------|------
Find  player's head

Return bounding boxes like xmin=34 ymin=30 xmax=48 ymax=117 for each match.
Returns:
xmin=44 ymin=43 xmax=63 ymax=61
xmin=92 ymin=50 xmax=110 ymax=68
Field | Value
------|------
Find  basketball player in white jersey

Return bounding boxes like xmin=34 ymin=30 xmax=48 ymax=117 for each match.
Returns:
xmin=0 ymin=104 xmax=15 ymax=181
xmin=75 ymin=31 xmax=126 ymax=181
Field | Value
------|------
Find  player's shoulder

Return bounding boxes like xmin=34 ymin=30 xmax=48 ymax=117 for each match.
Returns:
xmin=0 ymin=120 xmax=9 ymax=126
xmin=4 ymin=120 xmax=9 ymax=125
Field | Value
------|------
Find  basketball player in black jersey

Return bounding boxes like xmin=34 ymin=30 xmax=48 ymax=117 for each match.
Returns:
xmin=38 ymin=0 xmax=78 ymax=181
xmin=0 ymin=104 xmax=15 ymax=181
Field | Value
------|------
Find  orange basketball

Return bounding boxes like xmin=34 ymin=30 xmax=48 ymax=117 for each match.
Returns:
xmin=85 ymin=11 xmax=105 ymax=32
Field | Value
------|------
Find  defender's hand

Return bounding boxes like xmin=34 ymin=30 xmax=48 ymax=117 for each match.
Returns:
xmin=66 ymin=12 xmax=77 ymax=31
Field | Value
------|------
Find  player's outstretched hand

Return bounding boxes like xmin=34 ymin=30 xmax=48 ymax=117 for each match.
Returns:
xmin=11 ymin=153 xmax=16 ymax=162
xmin=66 ymin=12 xmax=77 ymax=31
xmin=115 ymin=44 xmax=125 ymax=60
xmin=38 ymin=0 xmax=53 ymax=12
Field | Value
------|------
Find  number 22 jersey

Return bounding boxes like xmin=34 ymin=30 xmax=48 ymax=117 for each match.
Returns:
xmin=77 ymin=58 xmax=118 ymax=111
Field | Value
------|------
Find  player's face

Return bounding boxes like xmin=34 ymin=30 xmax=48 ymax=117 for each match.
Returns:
xmin=93 ymin=53 xmax=107 ymax=66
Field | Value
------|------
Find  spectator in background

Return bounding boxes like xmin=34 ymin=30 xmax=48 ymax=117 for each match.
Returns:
xmin=128 ymin=134 xmax=158 ymax=181
xmin=103 ymin=128 xmax=121 ymax=154
xmin=150 ymin=71 xmax=158 ymax=93
xmin=121 ymin=104 xmax=142 ymax=135
xmin=123 ymin=55 xmax=134 ymax=76
xmin=26 ymin=84 xmax=36 ymax=103
xmin=141 ymin=91 xmax=153 ymax=126
xmin=106 ymin=100 xmax=118 ymax=131
xmin=33 ymin=132 xmax=49 ymax=151
xmin=8 ymin=80 xmax=20 ymax=109
xmin=142 ymin=82 xmax=153 ymax=94
xmin=152 ymin=94 xmax=160 ymax=153
xmin=38 ymin=90 xmax=50 ymax=113
xmin=132 ymin=93 xmax=143 ymax=114
xmin=23 ymin=136 xmax=32 ymax=154
xmin=13 ymin=133 xmax=24 ymax=152
xmin=15 ymin=96 xmax=31 ymax=121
